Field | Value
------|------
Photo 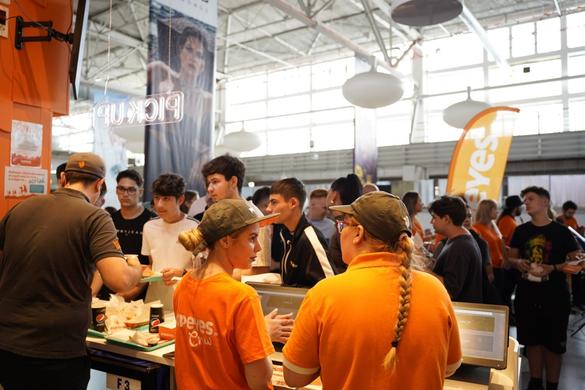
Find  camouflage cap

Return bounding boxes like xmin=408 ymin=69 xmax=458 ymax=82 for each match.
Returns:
xmin=330 ymin=191 xmax=412 ymax=244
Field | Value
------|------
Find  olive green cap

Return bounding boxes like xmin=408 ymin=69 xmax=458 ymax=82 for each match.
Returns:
xmin=199 ymin=199 xmax=279 ymax=245
xmin=330 ymin=191 xmax=411 ymax=244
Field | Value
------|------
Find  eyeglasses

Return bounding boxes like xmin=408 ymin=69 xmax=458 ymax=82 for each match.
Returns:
xmin=336 ymin=220 xmax=359 ymax=233
xmin=116 ymin=186 xmax=138 ymax=195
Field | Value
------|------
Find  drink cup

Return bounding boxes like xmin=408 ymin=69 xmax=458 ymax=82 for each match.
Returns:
xmin=91 ymin=302 xmax=107 ymax=332
xmin=149 ymin=303 xmax=165 ymax=333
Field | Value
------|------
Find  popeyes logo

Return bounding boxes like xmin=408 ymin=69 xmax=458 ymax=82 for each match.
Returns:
xmin=177 ymin=314 xmax=216 ymax=348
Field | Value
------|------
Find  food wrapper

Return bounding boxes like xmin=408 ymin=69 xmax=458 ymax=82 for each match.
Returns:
xmin=99 ymin=296 xmax=160 ymax=334
xmin=129 ymin=331 xmax=160 ymax=347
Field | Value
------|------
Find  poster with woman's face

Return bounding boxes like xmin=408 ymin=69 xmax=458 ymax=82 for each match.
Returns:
xmin=144 ymin=0 xmax=217 ymax=198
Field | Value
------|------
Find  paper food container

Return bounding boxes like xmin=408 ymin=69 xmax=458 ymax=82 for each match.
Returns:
xmin=159 ymin=319 xmax=176 ymax=340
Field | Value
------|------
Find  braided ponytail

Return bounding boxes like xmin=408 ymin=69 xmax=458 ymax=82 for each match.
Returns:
xmin=383 ymin=233 xmax=414 ymax=371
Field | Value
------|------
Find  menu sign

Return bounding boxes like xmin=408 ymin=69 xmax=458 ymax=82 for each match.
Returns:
xmin=4 ymin=166 xmax=47 ymax=197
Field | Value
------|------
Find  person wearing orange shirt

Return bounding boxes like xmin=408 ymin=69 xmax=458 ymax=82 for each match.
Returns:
xmin=497 ymin=195 xmax=523 ymax=246
xmin=283 ymin=191 xmax=462 ymax=389
xmin=472 ymin=199 xmax=508 ymax=305
xmin=175 ymin=199 xmax=279 ymax=389
xmin=556 ymin=200 xmax=584 ymax=235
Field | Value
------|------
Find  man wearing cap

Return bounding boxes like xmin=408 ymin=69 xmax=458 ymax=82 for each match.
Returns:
xmin=0 ymin=152 xmax=143 ymax=390
xmin=497 ymin=195 xmax=524 ymax=246
xmin=283 ymin=191 xmax=461 ymax=389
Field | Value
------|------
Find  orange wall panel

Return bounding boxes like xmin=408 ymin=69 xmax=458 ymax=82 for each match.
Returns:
xmin=11 ymin=0 xmax=71 ymax=115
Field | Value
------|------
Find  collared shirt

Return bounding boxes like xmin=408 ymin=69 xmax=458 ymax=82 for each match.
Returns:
xmin=0 ymin=188 xmax=123 ymax=358
xmin=284 ymin=252 xmax=462 ymax=389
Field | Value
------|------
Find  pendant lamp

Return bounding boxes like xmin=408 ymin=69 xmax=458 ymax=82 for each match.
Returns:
xmin=222 ymin=123 xmax=261 ymax=152
xmin=442 ymin=87 xmax=490 ymax=129
xmin=342 ymin=66 xmax=404 ymax=109
xmin=391 ymin=0 xmax=463 ymax=27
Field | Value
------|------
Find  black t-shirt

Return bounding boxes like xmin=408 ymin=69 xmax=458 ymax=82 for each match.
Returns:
xmin=111 ymin=208 xmax=156 ymax=265
xmin=433 ymin=234 xmax=483 ymax=303
xmin=0 ymin=188 xmax=124 ymax=358
xmin=510 ymin=221 xmax=579 ymax=289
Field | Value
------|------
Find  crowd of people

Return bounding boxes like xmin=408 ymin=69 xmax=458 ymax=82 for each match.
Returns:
xmin=0 ymin=151 xmax=584 ymax=390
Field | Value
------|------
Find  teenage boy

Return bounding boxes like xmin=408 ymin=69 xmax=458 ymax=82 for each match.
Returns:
xmin=267 ymin=178 xmax=335 ymax=287
xmin=556 ymin=200 xmax=583 ymax=235
xmin=509 ymin=186 xmax=583 ymax=390
xmin=93 ymin=169 xmax=156 ymax=301
xmin=429 ymin=196 xmax=483 ymax=303
xmin=142 ymin=173 xmax=198 ymax=309
xmin=200 ymin=155 xmax=293 ymax=343
xmin=200 ymin=154 xmax=271 ymax=272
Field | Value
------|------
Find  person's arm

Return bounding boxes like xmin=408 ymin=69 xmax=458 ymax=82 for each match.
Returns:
xmin=507 ymin=248 xmax=531 ymax=273
xmin=90 ymin=270 xmax=103 ymax=297
xmin=117 ymin=283 xmax=148 ymax=302
xmin=283 ymin=367 xmax=320 ymax=388
xmin=96 ymin=256 xmax=142 ymax=293
xmin=244 ymin=357 xmax=273 ymax=390
xmin=265 ymin=308 xmax=294 ymax=343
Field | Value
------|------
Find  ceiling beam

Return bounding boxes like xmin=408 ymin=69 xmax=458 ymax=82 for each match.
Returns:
xmin=459 ymin=4 xmax=511 ymax=73
xmin=360 ymin=0 xmax=390 ymax=64
xmin=265 ymin=0 xmax=397 ymax=73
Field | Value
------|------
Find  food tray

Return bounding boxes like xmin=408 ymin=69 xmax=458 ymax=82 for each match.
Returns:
xmin=87 ymin=328 xmax=107 ymax=338
xmin=106 ymin=328 xmax=175 ymax=352
xmin=140 ymin=273 xmax=163 ymax=283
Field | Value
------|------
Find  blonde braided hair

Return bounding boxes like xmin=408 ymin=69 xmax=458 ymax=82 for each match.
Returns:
xmin=382 ymin=232 xmax=414 ymax=371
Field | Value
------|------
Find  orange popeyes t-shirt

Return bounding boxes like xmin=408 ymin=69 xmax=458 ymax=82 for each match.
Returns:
xmin=173 ymin=272 xmax=274 ymax=389
xmin=497 ymin=215 xmax=517 ymax=246
xmin=283 ymin=252 xmax=462 ymax=390
xmin=472 ymin=223 xmax=504 ymax=268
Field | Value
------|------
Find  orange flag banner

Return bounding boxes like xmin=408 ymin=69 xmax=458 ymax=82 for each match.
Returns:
xmin=446 ymin=106 xmax=520 ymax=208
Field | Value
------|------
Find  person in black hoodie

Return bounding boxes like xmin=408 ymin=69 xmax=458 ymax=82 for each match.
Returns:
xmin=267 ymin=178 xmax=335 ymax=287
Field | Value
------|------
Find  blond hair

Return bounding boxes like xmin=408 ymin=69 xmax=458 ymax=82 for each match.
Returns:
xmin=475 ymin=199 xmax=498 ymax=225
xmin=178 ymin=228 xmax=208 ymax=255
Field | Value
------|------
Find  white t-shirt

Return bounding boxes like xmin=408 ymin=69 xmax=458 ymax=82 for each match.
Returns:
xmin=142 ymin=215 xmax=199 ymax=309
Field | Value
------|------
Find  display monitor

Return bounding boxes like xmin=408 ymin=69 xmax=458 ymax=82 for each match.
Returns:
xmin=247 ymin=282 xmax=308 ymax=319
xmin=452 ymin=302 xmax=509 ymax=369
xmin=69 ymin=0 xmax=90 ymax=100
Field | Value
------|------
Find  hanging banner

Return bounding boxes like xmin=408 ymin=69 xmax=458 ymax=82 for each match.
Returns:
xmin=353 ymin=58 xmax=378 ymax=185
xmin=446 ymin=106 xmax=520 ymax=208
xmin=144 ymin=0 xmax=217 ymax=197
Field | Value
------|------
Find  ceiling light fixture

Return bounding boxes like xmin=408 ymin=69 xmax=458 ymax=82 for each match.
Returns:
xmin=391 ymin=0 xmax=463 ymax=27
xmin=222 ymin=122 xmax=261 ymax=152
xmin=443 ymin=87 xmax=491 ymax=128
xmin=342 ymin=64 xmax=403 ymax=109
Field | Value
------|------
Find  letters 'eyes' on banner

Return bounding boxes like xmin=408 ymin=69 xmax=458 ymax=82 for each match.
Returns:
xmin=446 ymin=106 xmax=520 ymax=208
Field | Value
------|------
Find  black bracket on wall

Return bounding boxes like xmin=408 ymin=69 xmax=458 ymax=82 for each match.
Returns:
xmin=14 ymin=16 xmax=73 ymax=50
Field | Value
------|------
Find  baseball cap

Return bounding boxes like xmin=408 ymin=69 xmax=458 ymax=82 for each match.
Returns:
xmin=65 ymin=152 xmax=105 ymax=179
xmin=197 ymin=199 xmax=279 ymax=246
xmin=329 ymin=191 xmax=412 ymax=244
xmin=505 ymin=195 xmax=523 ymax=209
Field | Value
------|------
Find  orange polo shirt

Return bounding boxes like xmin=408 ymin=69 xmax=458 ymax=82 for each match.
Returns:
xmin=497 ymin=215 xmax=517 ymax=246
xmin=173 ymin=272 xmax=274 ymax=389
xmin=283 ymin=252 xmax=462 ymax=390
xmin=472 ymin=223 xmax=504 ymax=268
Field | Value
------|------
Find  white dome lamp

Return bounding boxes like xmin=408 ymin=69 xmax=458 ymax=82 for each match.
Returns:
xmin=443 ymin=87 xmax=491 ymax=129
xmin=342 ymin=64 xmax=404 ymax=109
xmin=222 ymin=122 xmax=261 ymax=152
xmin=391 ymin=0 xmax=462 ymax=27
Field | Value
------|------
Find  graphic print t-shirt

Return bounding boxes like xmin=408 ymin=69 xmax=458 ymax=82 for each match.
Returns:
xmin=510 ymin=221 xmax=579 ymax=288
xmin=173 ymin=272 xmax=274 ymax=389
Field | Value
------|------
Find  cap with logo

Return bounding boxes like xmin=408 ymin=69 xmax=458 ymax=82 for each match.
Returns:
xmin=329 ymin=191 xmax=412 ymax=244
xmin=198 ymin=199 xmax=279 ymax=246
xmin=64 ymin=152 xmax=106 ymax=179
